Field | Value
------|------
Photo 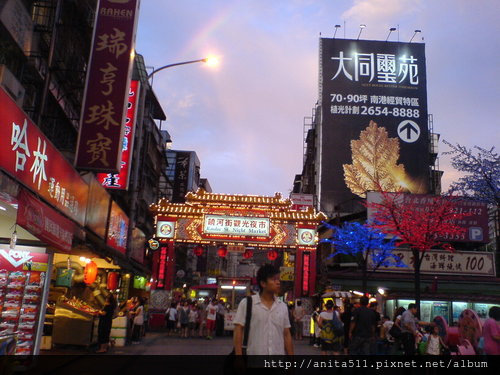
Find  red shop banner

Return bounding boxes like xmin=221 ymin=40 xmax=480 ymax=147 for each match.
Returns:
xmin=106 ymin=201 xmax=129 ymax=254
xmin=96 ymin=79 xmax=139 ymax=189
xmin=16 ymin=189 xmax=75 ymax=252
xmin=0 ymin=87 xmax=88 ymax=225
xmin=75 ymin=0 xmax=140 ymax=173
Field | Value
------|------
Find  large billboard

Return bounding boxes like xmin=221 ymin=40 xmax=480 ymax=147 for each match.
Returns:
xmin=319 ymin=38 xmax=429 ymax=214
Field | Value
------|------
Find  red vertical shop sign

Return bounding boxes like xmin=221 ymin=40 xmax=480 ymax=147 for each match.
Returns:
xmin=75 ymin=0 xmax=140 ymax=173
xmin=0 ymin=87 xmax=88 ymax=225
xmin=302 ymin=252 xmax=310 ymax=295
xmin=96 ymin=80 xmax=139 ymax=189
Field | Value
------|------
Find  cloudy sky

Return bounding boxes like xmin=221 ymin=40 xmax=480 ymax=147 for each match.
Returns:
xmin=136 ymin=0 xmax=499 ymax=196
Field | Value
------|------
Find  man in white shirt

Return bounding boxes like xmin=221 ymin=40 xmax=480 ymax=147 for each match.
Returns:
xmin=233 ymin=264 xmax=294 ymax=356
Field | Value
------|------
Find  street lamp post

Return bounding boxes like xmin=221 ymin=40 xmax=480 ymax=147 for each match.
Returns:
xmin=148 ymin=56 xmax=218 ymax=80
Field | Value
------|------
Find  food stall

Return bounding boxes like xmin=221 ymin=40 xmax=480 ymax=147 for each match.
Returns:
xmin=52 ymin=297 xmax=99 ymax=346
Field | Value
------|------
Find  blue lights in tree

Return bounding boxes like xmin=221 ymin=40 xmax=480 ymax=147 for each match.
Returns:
xmin=322 ymin=221 xmax=406 ymax=292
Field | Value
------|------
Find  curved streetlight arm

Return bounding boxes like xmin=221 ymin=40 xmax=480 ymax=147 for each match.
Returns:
xmin=147 ymin=58 xmax=207 ymax=79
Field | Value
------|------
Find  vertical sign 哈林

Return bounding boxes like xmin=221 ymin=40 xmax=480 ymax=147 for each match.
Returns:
xmin=96 ymin=80 xmax=140 ymax=189
xmin=75 ymin=0 xmax=140 ymax=173
xmin=319 ymin=38 xmax=429 ymax=213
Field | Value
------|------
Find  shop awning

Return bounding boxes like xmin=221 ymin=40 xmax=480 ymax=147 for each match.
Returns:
xmin=322 ymin=291 xmax=352 ymax=298
xmin=191 ymin=284 xmax=218 ymax=290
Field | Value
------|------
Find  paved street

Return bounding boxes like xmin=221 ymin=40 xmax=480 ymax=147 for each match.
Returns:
xmin=43 ymin=332 xmax=320 ymax=355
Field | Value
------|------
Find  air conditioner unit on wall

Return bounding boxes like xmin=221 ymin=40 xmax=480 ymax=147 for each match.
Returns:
xmin=0 ymin=64 xmax=25 ymax=106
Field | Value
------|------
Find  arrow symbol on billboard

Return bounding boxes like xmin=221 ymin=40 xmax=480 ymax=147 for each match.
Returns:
xmin=401 ymin=123 xmax=418 ymax=139
xmin=397 ymin=120 xmax=421 ymax=143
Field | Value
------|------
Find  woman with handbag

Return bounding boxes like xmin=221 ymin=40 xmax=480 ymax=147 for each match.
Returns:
xmin=388 ymin=307 xmax=405 ymax=354
xmin=318 ymin=300 xmax=344 ymax=355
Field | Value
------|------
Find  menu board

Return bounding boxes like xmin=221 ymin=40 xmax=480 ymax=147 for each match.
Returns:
xmin=0 ymin=269 xmax=46 ymax=355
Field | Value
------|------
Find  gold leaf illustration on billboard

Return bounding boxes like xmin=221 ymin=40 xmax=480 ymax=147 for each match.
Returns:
xmin=343 ymin=121 xmax=409 ymax=197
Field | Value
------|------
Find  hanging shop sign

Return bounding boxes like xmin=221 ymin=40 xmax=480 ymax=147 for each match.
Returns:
xmin=290 ymin=193 xmax=314 ymax=211
xmin=129 ymin=227 xmax=145 ymax=264
xmin=148 ymin=239 xmax=159 ymax=250
xmin=203 ymin=215 xmax=270 ymax=237
xmin=83 ymin=174 xmax=110 ymax=239
xmin=369 ymin=249 xmax=495 ymax=277
xmin=0 ymin=244 xmax=48 ymax=272
xmin=106 ymin=201 xmax=129 ymax=254
xmin=280 ymin=267 xmax=295 ymax=281
xmin=297 ymin=228 xmax=317 ymax=246
xmin=16 ymin=189 xmax=74 ymax=252
xmin=156 ymin=220 xmax=175 ymax=239
xmin=0 ymin=87 xmax=88 ymax=225
xmin=227 ymin=245 xmax=246 ymax=253
xmin=75 ymin=0 xmax=140 ymax=172
xmin=97 ymin=79 xmax=140 ymax=189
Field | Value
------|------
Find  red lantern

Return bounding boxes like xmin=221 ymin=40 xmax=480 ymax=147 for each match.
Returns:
xmin=107 ymin=271 xmax=120 ymax=290
xmin=217 ymin=246 xmax=227 ymax=257
xmin=243 ymin=249 xmax=253 ymax=259
xmin=267 ymin=250 xmax=278 ymax=261
xmin=84 ymin=261 xmax=98 ymax=285
xmin=193 ymin=245 xmax=203 ymax=256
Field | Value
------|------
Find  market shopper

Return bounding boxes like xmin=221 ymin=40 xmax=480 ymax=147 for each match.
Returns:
xmin=165 ymin=302 xmax=178 ymax=336
xmin=400 ymin=303 xmax=432 ymax=355
xmin=293 ymin=300 xmax=306 ymax=340
xmin=318 ymin=300 xmax=343 ymax=355
xmin=349 ymin=296 xmax=377 ymax=355
xmin=179 ymin=301 xmax=191 ymax=338
xmin=131 ymin=297 xmax=145 ymax=344
xmin=233 ymin=264 xmax=294 ymax=355
xmin=205 ymin=298 xmax=218 ymax=339
xmin=482 ymin=306 xmax=500 ymax=355
xmin=96 ymin=294 xmax=117 ymax=353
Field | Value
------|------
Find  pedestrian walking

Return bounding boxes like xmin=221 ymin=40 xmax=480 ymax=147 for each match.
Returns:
xmin=369 ymin=301 xmax=381 ymax=354
xmin=233 ymin=264 xmax=294 ymax=355
xmin=400 ymin=303 xmax=432 ymax=355
xmin=131 ymin=297 xmax=145 ymax=344
xmin=179 ymin=301 xmax=191 ymax=338
xmin=166 ymin=302 xmax=177 ymax=336
xmin=481 ymin=306 xmax=500 ymax=355
xmin=380 ymin=315 xmax=394 ymax=355
xmin=188 ymin=304 xmax=199 ymax=338
xmin=96 ymin=294 xmax=117 ymax=353
xmin=292 ymin=300 xmax=305 ymax=340
xmin=311 ymin=305 xmax=321 ymax=347
xmin=349 ymin=296 xmax=377 ymax=355
xmin=318 ymin=300 xmax=343 ymax=355
xmin=341 ymin=299 xmax=352 ymax=354
xmin=205 ymin=298 xmax=218 ymax=339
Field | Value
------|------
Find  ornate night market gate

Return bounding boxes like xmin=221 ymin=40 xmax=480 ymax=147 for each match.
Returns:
xmin=149 ymin=189 xmax=326 ymax=298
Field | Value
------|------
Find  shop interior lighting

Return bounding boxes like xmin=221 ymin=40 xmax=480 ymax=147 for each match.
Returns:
xmin=221 ymin=285 xmax=233 ymax=290
xmin=377 ymin=287 xmax=386 ymax=295
xmin=0 ymin=205 xmax=6 ymax=211
xmin=234 ymin=286 xmax=247 ymax=290
xmin=352 ymin=290 xmax=364 ymax=296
